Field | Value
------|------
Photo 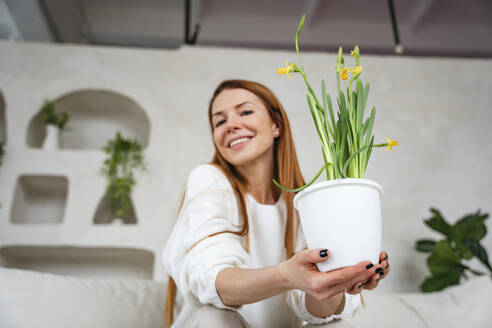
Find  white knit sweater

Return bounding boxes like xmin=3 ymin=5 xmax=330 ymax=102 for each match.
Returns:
xmin=162 ymin=164 xmax=360 ymax=328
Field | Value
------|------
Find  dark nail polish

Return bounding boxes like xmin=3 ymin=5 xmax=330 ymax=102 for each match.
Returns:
xmin=320 ymin=249 xmax=328 ymax=258
xmin=365 ymin=263 xmax=374 ymax=270
xmin=383 ymin=254 xmax=388 ymax=261
xmin=386 ymin=262 xmax=389 ymax=269
xmin=375 ymin=267 xmax=383 ymax=273
xmin=358 ymin=284 xmax=362 ymax=289
xmin=379 ymin=271 xmax=384 ymax=277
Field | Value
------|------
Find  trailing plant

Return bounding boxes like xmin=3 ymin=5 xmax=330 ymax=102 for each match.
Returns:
xmin=101 ymin=131 xmax=146 ymax=218
xmin=415 ymin=207 xmax=492 ymax=292
xmin=274 ymin=14 xmax=397 ymax=192
xmin=41 ymin=99 xmax=69 ymax=129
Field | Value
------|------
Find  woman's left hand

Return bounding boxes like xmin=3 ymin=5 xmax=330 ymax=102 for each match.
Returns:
xmin=346 ymin=251 xmax=390 ymax=294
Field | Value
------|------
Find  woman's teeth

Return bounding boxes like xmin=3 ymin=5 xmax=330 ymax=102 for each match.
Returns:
xmin=229 ymin=137 xmax=251 ymax=148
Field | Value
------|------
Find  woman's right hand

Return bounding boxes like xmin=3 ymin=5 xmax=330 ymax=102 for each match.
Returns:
xmin=279 ymin=248 xmax=384 ymax=300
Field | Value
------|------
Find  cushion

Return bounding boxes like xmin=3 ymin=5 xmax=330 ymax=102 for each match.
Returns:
xmin=0 ymin=267 xmax=167 ymax=328
xmin=346 ymin=276 xmax=492 ymax=328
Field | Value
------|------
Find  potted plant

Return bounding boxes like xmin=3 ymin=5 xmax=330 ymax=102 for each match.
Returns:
xmin=101 ymin=131 xmax=146 ymax=221
xmin=415 ymin=208 xmax=491 ymax=292
xmin=274 ymin=14 xmax=397 ymax=272
xmin=40 ymin=99 xmax=69 ymax=150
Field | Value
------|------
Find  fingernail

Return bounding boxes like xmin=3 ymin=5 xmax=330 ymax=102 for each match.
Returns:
xmin=385 ymin=262 xmax=389 ymax=269
xmin=375 ymin=267 xmax=383 ymax=273
xmin=320 ymin=249 xmax=328 ymax=258
xmin=365 ymin=263 xmax=374 ymax=270
xmin=383 ymin=254 xmax=388 ymax=261
xmin=377 ymin=277 xmax=380 ymax=282
xmin=358 ymin=284 xmax=362 ymax=289
xmin=379 ymin=271 xmax=384 ymax=277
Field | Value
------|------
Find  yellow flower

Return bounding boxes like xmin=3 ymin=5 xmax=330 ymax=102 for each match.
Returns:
xmin=340 ymin=67 xmax=348 ymax=80
xmin=350 ymin=45 xmax=360 ymax=58
xmin=277 ymin=60 xmax=295 ymax=79
xmin=385 ymin=137 xmax=398 ymax=152
xmin=347 ymin=66 xmax=362 ymax=74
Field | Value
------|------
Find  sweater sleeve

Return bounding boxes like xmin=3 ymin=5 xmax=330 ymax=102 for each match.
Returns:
xmin=287 ymin=216 xmax=361 ymax=324
xmin=162 ymin=164 xmax=252 ymax=310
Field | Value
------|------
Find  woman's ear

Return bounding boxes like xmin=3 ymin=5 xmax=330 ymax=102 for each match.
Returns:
xmin=272 ymin=123 xmax=281 ymax=137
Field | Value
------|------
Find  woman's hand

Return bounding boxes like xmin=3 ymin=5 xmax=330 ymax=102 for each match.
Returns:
xmin=346 ymin=251 xmax=390 ymax=294
xmin=279 ymin=248 xmax=386 ymax=301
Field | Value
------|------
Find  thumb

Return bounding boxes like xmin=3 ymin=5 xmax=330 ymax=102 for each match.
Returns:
xmin=299 ymin=248 xmax=330 ymax=264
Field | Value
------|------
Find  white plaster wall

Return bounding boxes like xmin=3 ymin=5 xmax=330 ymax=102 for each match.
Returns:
xmin=0 ymin=40 xmax=491 ymax=293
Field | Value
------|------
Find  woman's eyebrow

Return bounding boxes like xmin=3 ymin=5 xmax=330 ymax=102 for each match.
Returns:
xmin=212 ymin=101 xmax=252 ymax=117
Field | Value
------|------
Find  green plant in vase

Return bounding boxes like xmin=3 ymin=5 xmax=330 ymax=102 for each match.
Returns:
xmin=101 ymin=132 xmax=146 ymax=219
xmin=415 ymin=207 xmax=492 ymax=292
xmin=40 ymin=99 xmax=70 ymax=150
xmin=41 ymin=99 xmax=69 ymax=129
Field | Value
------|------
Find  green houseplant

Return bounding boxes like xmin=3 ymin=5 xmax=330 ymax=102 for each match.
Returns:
xmin=416 ymin=207 xmax=492 ymax=292
xmin=273 ymin=14 xmax=398 ymax=272
xmin=40 ymin=99 xmax=70 ymax=150
xmin=101 ymin=132 xmax=146 ymax=219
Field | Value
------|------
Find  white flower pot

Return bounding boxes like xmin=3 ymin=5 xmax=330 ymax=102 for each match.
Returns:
xmin=293 ymin=178 xmax=382 ymax=272
xmin=42 ymin=125 xmax=60 ymax=150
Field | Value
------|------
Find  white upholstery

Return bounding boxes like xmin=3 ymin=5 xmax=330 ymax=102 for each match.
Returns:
xmin=0 ymin=268 xmax=167 ymax=328
xmin=1 ymin=267 xmax=490 ymax=328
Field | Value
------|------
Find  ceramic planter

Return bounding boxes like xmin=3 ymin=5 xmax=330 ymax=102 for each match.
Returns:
xmin=42 ymin=125 xmax=60 ymax=150
xmin=293 ymin=178 xmax=382 ymax=272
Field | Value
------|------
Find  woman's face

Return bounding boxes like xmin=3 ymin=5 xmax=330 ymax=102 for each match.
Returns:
xmin=211 ymin=88 xmax=280 ymax=167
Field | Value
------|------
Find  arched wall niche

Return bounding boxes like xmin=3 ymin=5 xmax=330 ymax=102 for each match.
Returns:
xmin=26 ymin=89 xmax=150 ymax=150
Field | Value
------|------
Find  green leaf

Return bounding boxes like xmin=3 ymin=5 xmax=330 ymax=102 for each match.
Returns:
xmin=326 ymin=94 xmax=336 ymax=130
xmin=415 ymin=239 xmax=436 ymax=252
xmin=463 ymin=238 xmax=492 ymax=271
xmin=433 ymin=240 xmax=460 ymax=263
xmin=356 ymin=79 xmax=365 ymax=129
xmin=424 ymin=208 xmax=453 ymax=237
xmin=364 ymin=107 xmax=376 ymax=146
xmin=454 ymin=210 xmax=488 ymax=241
xmin=427 ymin=254 xmax=462 ymax=274
xmin=420 ymin=271 xmax=461 ymax=292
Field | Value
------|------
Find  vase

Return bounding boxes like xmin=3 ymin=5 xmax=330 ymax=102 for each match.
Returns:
xmin=293 ymin=178 xmax=382 ymax=272
xmin=42 ymin=125 xmax=59 ymax=150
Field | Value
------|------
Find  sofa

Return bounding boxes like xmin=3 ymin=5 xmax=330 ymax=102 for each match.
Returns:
xmin=0 ymin=267 xmax=491 ymax=328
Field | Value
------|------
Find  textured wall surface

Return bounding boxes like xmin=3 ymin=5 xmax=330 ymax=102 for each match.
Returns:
xmin=0 ymin=40 xmax=491 ymax=293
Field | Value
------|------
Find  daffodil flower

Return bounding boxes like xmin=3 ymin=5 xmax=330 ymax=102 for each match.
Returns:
xmin=340 ymin=67 xmax=349 ymax=80
xmin=350 ymin=46 xmax=360 ymax=65
xmin=385 ymin=137 xmax=398 ymax=152
xmin=347 ymin=66 xmax=362 ymax=75
xmin=277 ymin=60 xmax=296 ymax=79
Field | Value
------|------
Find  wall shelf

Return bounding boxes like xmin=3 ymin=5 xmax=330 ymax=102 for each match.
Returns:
xmin=26 ymin=89 xmax=150 ymax=150
xmin=0 ymin=245 xmax=155 ymax=279
xmin=10 ymin=175 xmax=68 ymax=224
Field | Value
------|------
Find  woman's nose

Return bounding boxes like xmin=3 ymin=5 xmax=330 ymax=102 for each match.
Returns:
xmin=225 ymin=119 xmax=241 ymax=134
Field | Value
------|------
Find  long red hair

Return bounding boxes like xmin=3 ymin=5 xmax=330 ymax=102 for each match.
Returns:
xmin=164 ymin=80 xmax=306 ymax=327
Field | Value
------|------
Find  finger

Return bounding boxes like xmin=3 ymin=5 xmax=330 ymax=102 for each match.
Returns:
xmin=346 ymin=281 xmax=363 ymax=295
xmin=322 ymin=260 xmax=375 ymax=286
xmin=362 ymin=272 xmax=380 ymax=290
xmin=302 ymin=248 xmax=331 ymax=265
xmin=320 ymin=262 xmax=379 ymax=296
xmin=379 ymin=251 xmax=388 ymax=264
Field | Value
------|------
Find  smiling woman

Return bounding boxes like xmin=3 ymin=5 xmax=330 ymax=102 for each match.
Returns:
xmin=162 ymin=80 xmax=388 ymax=328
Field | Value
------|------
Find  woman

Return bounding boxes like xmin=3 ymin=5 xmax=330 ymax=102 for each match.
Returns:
xmin=162 ymin=80 xmax=390 ymax=327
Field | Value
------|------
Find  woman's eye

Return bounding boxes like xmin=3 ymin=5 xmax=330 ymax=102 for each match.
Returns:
xmin=241 ymin=110 xmax=253 ymax=116
xmin=215 ymin=120 xmax=225 ymax=127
